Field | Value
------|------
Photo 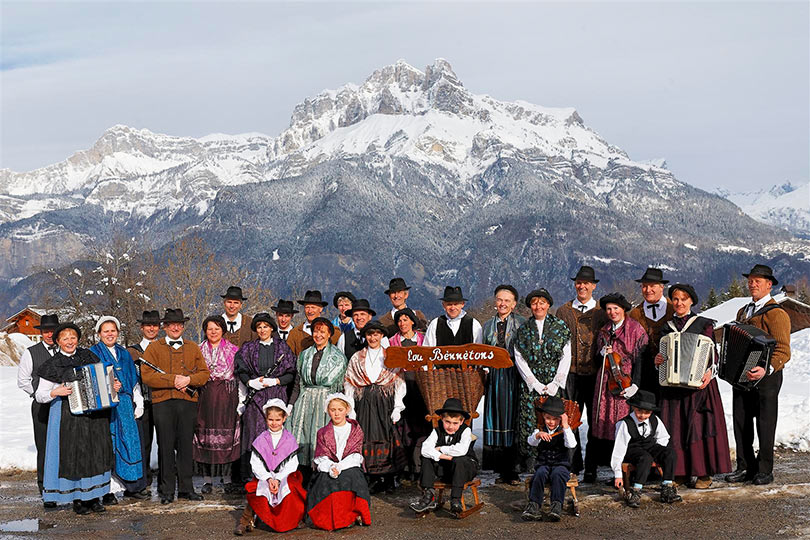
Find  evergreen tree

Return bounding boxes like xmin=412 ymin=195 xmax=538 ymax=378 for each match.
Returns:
xmin=726 ymin=277 xmax=746 ymax=299
xmin=703 ymin=287 xmax=720 ymax=309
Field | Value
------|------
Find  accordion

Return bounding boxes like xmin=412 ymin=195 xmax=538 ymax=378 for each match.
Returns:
xmin=719 ymin=322 xmax=775 ymax=391
xmin=658 ymin=329 xmax=714 ymax=389
xmin=67 ymin=362 xmax=120 ymax=414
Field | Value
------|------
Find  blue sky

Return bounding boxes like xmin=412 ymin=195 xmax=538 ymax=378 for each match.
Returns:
xmin=1 ymin=1 xmax=808 ymax=192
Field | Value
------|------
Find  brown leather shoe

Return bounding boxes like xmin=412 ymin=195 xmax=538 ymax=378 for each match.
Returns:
xmin=234 ymin=505 xmax=254 ymax=536
xmin=694 ymin=476 xmax=712 ymax=489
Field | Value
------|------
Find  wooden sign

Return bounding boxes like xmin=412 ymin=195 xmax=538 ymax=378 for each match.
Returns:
xmin=385 ymin=344 xmax=512 ymax=370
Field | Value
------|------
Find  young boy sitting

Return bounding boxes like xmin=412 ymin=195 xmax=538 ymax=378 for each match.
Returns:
xmin=522 ymin=396 xmax=576 ymax=522
xmin=410 ymin=398 xmax=478 ymax=515
xmin=610 ymin=390 xmax=682 ymax=508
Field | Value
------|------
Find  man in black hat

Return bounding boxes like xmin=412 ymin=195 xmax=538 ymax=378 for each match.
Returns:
xmin=336 ymin=299 xmax=390 ymax=360
xmin=610 ymin=389 xmax=680 ymax=507
xmin=628 ymin=267 xmax=674 ymax=396
xmin=379 ymin=278 xmax=428 ymax=337
xmin=423 ymin=286 xmax=483 ymax=347
xmin=270 ymin=299 xmax=298 ymax=342
xmin=126 ymin=310 xmax=163 ymax=496
xmin=286 ymin=290 xmax=342 ymax=356
xmin=554 ymin=266 xmax=609 ymax=480
xmin=220 ymin=286 xmax=257 ymax=347
xmin=16 ymin=313 xmax=59 ymax=506
xmin=726 ymin=264 xmax=791 ymax=486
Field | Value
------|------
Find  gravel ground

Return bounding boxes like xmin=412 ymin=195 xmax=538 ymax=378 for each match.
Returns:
xmin=1 ymin=450 xmax=809 ymax=539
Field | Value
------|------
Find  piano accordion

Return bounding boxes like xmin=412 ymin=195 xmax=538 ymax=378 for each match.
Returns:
xmin=67 ymin=362 xmax=119 ymax=414
xmin=719 ymin=322 xmax=775 ymax=391
xmin=658 ymin=331 xmax=714 ymax=389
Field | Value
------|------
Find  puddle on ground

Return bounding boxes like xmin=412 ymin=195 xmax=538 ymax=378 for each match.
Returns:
xmin=0 ymin=519 xmax=56 ymax=532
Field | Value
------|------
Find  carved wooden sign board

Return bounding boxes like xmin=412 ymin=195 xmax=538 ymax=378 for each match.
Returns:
xmin=384 ymin=344 xmax=513 ymax=370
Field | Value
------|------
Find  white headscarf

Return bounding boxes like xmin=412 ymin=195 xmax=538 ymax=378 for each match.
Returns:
xmin=94 ymin=315 xmax=121 ymax=334
xmin=262 ymin=398 xmax=291 ymax=416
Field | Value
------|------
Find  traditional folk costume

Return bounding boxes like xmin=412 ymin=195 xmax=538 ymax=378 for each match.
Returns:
xmin=423 ymin=311 xmax=484 ymax=346
xmin=287 ymin=322 xmax=343 ymax=357
xmin=379 ymin=307 xmax=428 ymax=338
xmin=223 ymin=312 xmax=258 ymax=348
xmin=194 ymin=338 xmax=242 ymax=479
xmin=127 ymin=331 xmax=157 ymax=490
xmin=89 ymin=339 xmax=147 ymax=495
xmin=240 ymin=404 xmax=306 ymax=533
xmin=16 ymin=315 xmax=58 ymax=498
xmin=482 ymin=310 xmax=526 ymax=482
xmin=288 ymin=343 xmax=348 ymax=465
xmin=658 ymin=310 xmax=732 ymax=480
xmin=307 ymin=416 xmax=371 ymax=530
xmin=344 ymin=337 xmax=407 ymax=481
xmin=234 ymin=336 xmax=297 ymax=481
xmin=35 ymin=345 xmax=113 ymax=507
xmin=524 ymin=397 xmax=576 ymax=521
xmin=728 ymin=267 xmax=791 ymax=485
xmin=514 ymin=293 xmax=572 ymax=458
xmin=141 ymin=316 xmax=211 ymax=501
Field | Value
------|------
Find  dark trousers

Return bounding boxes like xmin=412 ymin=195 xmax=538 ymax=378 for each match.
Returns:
xmin=153 ymin=399 xmax=197 ymax=496
xmin=624 ymin=444 xmax=676 ymax=484
xmin=564 ymin=372 xmax=596 ymax=474
xmin=732 ymin=370 xmax=782 ymax=475
xmin=419 ymin=456 xmax=477 ymax=499
xmin=137 ymin=401 xmax=155 ymax=488
xmin=31 ymin=400 xmax=49 ymax=495
xmin=529 ymin=465 xmax=569 ymax=505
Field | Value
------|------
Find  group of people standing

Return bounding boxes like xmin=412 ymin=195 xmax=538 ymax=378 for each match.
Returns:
xmin=15 ymin=263 xmax=791 ymax=528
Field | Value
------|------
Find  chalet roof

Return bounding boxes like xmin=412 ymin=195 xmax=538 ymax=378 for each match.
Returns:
xmin=4 ymin=306 xmax=47 ymax=324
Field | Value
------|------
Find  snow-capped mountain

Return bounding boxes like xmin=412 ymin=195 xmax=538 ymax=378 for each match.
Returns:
xmin=1 ymin=59 xmax=807 ymax=316
xmin=717 ymin=181 xmax=810 ymax=239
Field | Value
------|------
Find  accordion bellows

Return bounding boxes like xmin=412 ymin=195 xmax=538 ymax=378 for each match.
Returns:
xmin=658 ymin=332 xmax=714 ymax=389
xmin=720 ymin=322 xmax=775 ymax=391
xmin=67 ymin=362 xmax=120 ymax=414
xmin=416 ymin=367 xmax=485 ymax=419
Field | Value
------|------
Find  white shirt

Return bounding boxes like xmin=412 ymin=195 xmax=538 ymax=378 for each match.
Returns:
xmin=514 ymin=317 xmax=572 ymax=397
xmin=527 ymin=425 xmax=577 ymax=448
xmin=313 ymin=423 xmax=364 ymax=473
xmin=250 ymin=429 xmax=300 ymax=507
xmin=223 ymin=312 xmax=243 ymax=333
xmin=572 ymin=298 xmax=596 ymax=313
xmin=139 ymin=338 xmax=154 ymax=352
xmin=745 ymin=294 xmax=772 ymax=319
xmin=277 ymin=326 xmax=293 ymax=340
xmin=421 ymin=426 xmax=473 ymax=461
xmin=302 ymin=321 xmax=314 ymax=336
xmin=423 ymin=310 xmax=484 ymax=347
xmin=259 ymin=338 xmax=274 ymax=346
xmin=610 ymin=411 xmax=671 ymax=478
xmin=35 ymin=350 xmax=77 ymax=404
xmin=642 ymin=298 xmax=667 ymax=322
xmin=343 ymin=346 xmax=405 ymax=415
xmin=165 ymin=336 xmax=184 ymax=349
xmin=17 ymin=342 xmax=56 ymax=397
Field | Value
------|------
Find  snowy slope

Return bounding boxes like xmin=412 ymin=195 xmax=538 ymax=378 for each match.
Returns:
xmin=718 ymin=181 xmax=810 ymax=237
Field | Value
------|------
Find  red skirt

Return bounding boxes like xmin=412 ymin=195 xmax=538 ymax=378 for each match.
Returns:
xmin=306 ymin=468 xmax=372 ymax=531
xmin=245 ymin=472 xmax=307 ymax=532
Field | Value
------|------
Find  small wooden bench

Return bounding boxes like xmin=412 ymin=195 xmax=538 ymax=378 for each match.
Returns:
xmin=621 ymin=461 xmax=663 ymax=489
xmin=415 ymin=478 xmax=483 ymax=519
xmin=524 ymin=472 xmax=580 ymax=517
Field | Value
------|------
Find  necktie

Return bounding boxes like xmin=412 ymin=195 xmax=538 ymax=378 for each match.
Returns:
xmin=227 ymin=321 xmax=236 ymax=333
xmin=647 ymin=303 xmax=658 ymax=319
xmin=578 ymin=305 xmax=586 ymax=313
xmin=169 ymin=340 xmax=182 ymax=348
xmin=745 ymin=302 xmax=756 ymax=318
xmin=47 ymin=345 xmax=57 ymax=352
xmin=279 ymin=331 xmax=288 ymax=340
xmin=639 ymin=422 xmax=647 ymax=437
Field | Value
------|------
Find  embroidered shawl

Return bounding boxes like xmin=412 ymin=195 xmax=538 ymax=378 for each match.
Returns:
xmin=344 ymin=347 xmax=402 ymax=398
xmin=515 ymin=314 xmax=571 ymax=383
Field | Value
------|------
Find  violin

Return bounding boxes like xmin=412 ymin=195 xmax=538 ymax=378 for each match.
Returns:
xmin=604 ymin=347 xmax=632 ymax=396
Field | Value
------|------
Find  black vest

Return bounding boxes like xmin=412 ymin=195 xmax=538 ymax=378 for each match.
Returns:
xmin=534 ymin=427 xmax=571 ymax=468
xmin=436 ymin=315 xmax=474 ymax=346
xmin=622 ymin=414 xmax=659 ymax=452
xmin=343 ymin=331 xmax=366 ymax=360
xmin=28 ymin=342 xmax=53 ymax=393
xmin=434 ymin=423 xmax=477 ymax=460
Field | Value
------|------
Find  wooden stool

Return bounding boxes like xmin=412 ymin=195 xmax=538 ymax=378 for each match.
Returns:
xmin=429 ymin=478 xmax=482 ymax=519
xmin=621 ymin=461 xmax=664 ymax=488
xmin=523 ymin=472 xmax=580 ymax=517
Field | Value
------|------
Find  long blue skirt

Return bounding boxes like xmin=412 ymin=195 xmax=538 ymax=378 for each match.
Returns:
xmin=42 ymin=398 xmax=111 ymax=504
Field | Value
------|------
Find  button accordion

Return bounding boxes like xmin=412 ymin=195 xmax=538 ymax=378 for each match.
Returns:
xmin=67 ymin=362 xmax=120 ymax=414
xmin=719 ymin=322 xmax=775 ymax=391
xmin=658 ymin=326 xmax=714 ymax=389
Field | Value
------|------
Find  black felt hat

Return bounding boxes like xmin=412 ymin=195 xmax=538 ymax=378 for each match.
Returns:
xmin=297 ymin=290 xmax=328 ymax=307
xmin=53 ymin=322 xmax=82 ymax=342
xmin=251 ymin=312 xmax=278 ymax=332
xmin=385 ymin=278 xmax=411 ymax=295
xmin=346 ymin=299 xmax=376 ymax=317
xmin=635 ymin=267 xmax=669 ymax=284
xmin=136 ymin=310 xmax=161 ymax=325
xmin=271 ymin=299 xmax=299 ymax=315
xmin=538 ymin=396 xmax=565 ymax=417
xmin=627 ymin=390 xmax=659 ymax=412
xmin=525 ymin=288 xmax=554 ymax=307
xmin=668 ymin=283 xmax=699 ymax=305
xmin=34 ymin=314 xmax=60 ymax=330
xmin=742 ymin=264 xmax=779 ymax=286
xmin=360 ymin=320 xmax=387 ymax=337
xmin=394 ymin=308 xmax=418 ymax=325
xmin=435 ymin=397 xmax=470 ymax=419
xmin=310 ymin=316 xmax=335 ymax=336
xmin=599 ymin=293 xmax=633 ymax=312
xmin=221 ymin=286 xmax=247 ymax=301
xmin=332 ymin=291 xmax=356 ymax=309
xmin=494 ymin=284 xmax=519 ymax=300
xmin=571 ymin=265 xmax=599 ymax=283
xmin=161 ymin=308 xmax=190 ymax=323
xmin=440 ymin=286 xmax=467 ymax=302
